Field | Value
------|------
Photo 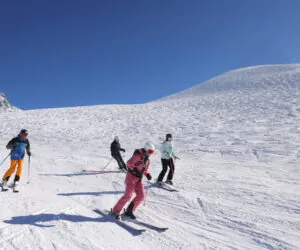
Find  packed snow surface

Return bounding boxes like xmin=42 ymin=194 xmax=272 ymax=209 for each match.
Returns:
xmin=0 ymin=64 xmax=299 ymax=249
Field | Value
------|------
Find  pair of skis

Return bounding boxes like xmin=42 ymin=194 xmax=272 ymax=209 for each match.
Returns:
xmin=1 ymin=183 xmax=20 ymax=193
xmin=93 ymin=209 xmax=168 ymax=235
xmin=147 ymin=181 xmax=179 ymax=192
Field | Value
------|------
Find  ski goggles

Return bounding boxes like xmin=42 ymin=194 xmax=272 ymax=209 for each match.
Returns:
xmin=20 ymin=133 xmax=28 ymax=138
xmin=147 ymin=149 xmax=154 ymax=155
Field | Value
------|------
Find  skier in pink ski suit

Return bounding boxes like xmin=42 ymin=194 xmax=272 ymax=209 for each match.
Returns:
xmin=112 ymin=142 xmax=155 ymax=219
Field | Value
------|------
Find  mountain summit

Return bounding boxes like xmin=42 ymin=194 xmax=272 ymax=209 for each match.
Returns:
xmin=0 ymin=92 xmax=17 ymax=111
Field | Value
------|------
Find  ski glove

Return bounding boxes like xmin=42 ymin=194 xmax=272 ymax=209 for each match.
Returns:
xmin=133 ymin=167 xmax=142 ymax=178
xmin=27 ymin=151 xmax=32 ymax=157
xmin=121 ymin=149 xmax=126 ymax=152
xmin=146 ymin=173 xmax=152 ymax=181
xmin=6 ymin=144 xmax=14 ymax=150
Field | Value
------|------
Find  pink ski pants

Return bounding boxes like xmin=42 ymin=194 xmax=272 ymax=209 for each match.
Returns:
xmin=112 ymin=173 xmax=145 ymax=214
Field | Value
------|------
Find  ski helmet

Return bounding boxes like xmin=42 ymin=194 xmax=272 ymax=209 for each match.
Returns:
xmin=166 ymin=133 xmax=172 ymax=141
xmin=20 ymin=129 xmax=28 ymax=135
xmin=144 ymin=142 xmax=155 ymax=155
xmin=115 ymin=136 xmax=119 ymax=141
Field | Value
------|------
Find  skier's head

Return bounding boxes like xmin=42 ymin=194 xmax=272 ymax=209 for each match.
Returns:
xmin=115 ymin=136 xmax=119 ymax=142
xmin=20 ymin=129 xmax=28 ymax=138
xmin=166 ymin=134 xmax=172 ymax=142
xmin=144 ymin=142 xmax=155 ymax=156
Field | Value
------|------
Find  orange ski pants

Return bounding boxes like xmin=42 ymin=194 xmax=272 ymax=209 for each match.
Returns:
xmin=2 ymin=160 xmax=24 ymax=181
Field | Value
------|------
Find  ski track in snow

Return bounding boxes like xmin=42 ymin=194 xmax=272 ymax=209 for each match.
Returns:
xmin=0 ymin=64 xmax=299 ymax=249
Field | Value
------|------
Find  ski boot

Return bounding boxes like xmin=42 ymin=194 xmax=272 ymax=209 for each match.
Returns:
xmin=1 ymin=180 xmax=8 ymax=191
xmin=124 ymin=202 xmax=136 ymax=220
xmin=165 ymin=180 xmax=173 ymax=185
xmin=110 ymin=209 xmax=120 ymax=220
xmin=13 ymin=181 xmax=19 ymax=193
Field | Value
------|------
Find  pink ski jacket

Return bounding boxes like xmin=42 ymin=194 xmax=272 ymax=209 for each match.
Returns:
xmin=127 ymin=149 xmax=150 ymax=178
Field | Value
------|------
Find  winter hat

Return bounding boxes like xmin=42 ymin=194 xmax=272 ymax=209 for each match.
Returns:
xmin=20 ymin=129 xmax=28 ymax=134
xmin=166 ymin=134 xmax=172 ymax=141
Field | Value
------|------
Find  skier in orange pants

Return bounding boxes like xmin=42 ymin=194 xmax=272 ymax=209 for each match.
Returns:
xmin=2 ymin=129 xmax=31 ymax=191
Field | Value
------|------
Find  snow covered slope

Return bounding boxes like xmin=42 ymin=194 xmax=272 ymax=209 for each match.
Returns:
xmin=0 ymin=64 xmax=299 ymax=249
xmin=0 ymin=93 xmax=17 ymax=112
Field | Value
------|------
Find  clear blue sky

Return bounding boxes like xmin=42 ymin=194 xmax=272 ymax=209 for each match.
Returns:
xmin=0 ymin=0 xmax=299 ymax=110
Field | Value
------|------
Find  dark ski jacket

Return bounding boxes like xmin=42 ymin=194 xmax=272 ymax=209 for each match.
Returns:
xmin=7 ymin=135 xmax=30 ymax=160
xmin=110 ymin=140 xmax=124 ymax=156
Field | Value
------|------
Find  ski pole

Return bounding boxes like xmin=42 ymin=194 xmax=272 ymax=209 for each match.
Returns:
xmin=144 ymin=187 xmax=149 ymax=206
xmin=27 ymin=156 xmax=31 ymax=184
xmin=0 ymin=152 xmax=11 ymax=167
xmin=102 ymin=157 xmax=113 ymax=170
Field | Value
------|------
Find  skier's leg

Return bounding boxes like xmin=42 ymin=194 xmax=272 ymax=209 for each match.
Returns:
xmin=112 ymin=175 xmax=135 ymax=214
xmin=115 ymin=154 xmax=124 ymax=169
xmin=116 ymin=153 xmax=126 ymax=170
xmin=124 ymin=181 xmax=144 ymax=218
xmin=157 ymin=159 xmax=168 ymax=182
xmin=118 ymin=154 xmax=127 ymax=170
xmin=2 ymin=160 xmax=18 ymax=181
xmin=167 ymin=158 xmax=175 ymax=181
xmin=130 ymin=181 xmax=145 ymax=212
xmin=112 ymin=154 xmax=118 ymax=164
xmin=14 ymin=160 xmax=24 ymax=182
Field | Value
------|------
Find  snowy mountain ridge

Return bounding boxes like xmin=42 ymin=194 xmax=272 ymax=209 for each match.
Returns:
xmin=0 ymin=92 xmax=18 ymax=112
xmin=0 ymin=64 xmax=299 ymax=250
xmin=160 ymin=64 xmax=300 ymax=100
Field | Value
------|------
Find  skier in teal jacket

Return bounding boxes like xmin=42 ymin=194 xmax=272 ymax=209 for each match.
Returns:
xmin=157 ymin=134 xmax=179 ymax=185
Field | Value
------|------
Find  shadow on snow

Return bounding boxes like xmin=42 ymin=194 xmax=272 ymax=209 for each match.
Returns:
xmin=3 ymin=213 xmax=101 ymax=228
xmin=3 ymin=212 xmax=142 ymax=236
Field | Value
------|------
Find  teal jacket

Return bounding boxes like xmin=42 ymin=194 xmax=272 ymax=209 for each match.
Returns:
xmin=160 ymin=141 xmax=177 ymax=160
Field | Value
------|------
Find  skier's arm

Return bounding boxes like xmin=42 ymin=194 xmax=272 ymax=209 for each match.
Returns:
xmin=112 ymin=141 xmax=124 ymax=152
xmin=143 ymin=161 xmax=150 ymax=176
xmin=6 ymin=138 xmax=17 ymax=150
xmin=26 ymin=140 xmax=31 ymax=156
xmin=171 ymin=147 xmax=179 ymax=159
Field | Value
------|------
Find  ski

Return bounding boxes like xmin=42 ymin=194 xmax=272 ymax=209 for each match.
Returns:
xmin=147 ymin=182 xmax=178 ymax=192
xmin=93 ymin=209 xmax=145 ymax=235
xmin=82 ymin=170 xmax=124 ymax=173
xmin=157 ymin=185 xmax=178 ymax=192
xmin=121 ymin=216 xmax=168 ymax=232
